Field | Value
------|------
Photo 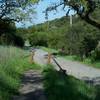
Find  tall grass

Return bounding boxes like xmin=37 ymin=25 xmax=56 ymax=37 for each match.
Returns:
xmin=0 ymin=46 xmax=40 ymax=100
xmin=43 ymin=65 xmax=98 ymax=100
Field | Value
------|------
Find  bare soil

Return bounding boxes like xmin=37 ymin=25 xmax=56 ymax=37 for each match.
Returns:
xmin=13 ymin=70 xmax=47 ymax=100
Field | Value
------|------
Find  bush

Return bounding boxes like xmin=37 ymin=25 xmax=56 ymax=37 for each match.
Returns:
xmin=13 ymin=35 xmax=24 ymax=47
xmin=91 ymin=42 xmax=100 ymax=62
xmin=77 ymin=35 xmax=98 ymax=61
xmin=0 ymin=21 xmax=24 ymax=47
xmin=0 ymin=34 xmax=24 ymax=47
xmin=29 ymin=32 xmax=48 ymax=47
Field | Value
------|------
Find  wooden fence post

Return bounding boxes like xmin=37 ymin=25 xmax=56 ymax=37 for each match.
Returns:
xmin=47 ymin=53 xmax=52 ymax=64
xmin=30 ymin=50 xmax=35 ymax=64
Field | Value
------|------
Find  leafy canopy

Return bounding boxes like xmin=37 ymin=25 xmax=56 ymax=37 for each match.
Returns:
xmin=45 ymin=0 xmax=100 ymax=29
xmin=0 ymin=0 xmax=39 ymax=22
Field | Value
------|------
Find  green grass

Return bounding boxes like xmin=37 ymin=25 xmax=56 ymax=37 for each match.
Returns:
xmin=41 ymin=47 xmax=100 ymax=68
xmin=62 ymin=55 xmax=100 ymax=69
xmin=43 ymin=65 xmax=99 ymax=100
xmin=61 ymin=55 xmax=77 ymax=61
xmin=41 ymin=47 xmax=58 ymax=53
xmin=82 ymin=58 xmax=100 ymax=69
xmin=0 ymin=46 xmax=41 ymax=100
xmin=64 ymin=56 xmax=100 ymax=68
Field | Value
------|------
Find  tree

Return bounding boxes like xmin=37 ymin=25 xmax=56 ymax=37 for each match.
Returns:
xmin=0 ymin=0 xmax=38 ymax=46
xmin=78 ymin=35 xmax=98 ymax=61
xmin=0 ymin=21 xmax=24 ymax=47
xmin=0 ymin=0 xmax=38 ymax=22
xmin=45 ymin=0 xmax=100 ymax=29
xmin=0 ymin=20 xmax=16 ymax=36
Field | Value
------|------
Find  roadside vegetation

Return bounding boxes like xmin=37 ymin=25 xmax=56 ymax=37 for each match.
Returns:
xmin=41 ymin=46 xmax=100 ymax=69
xmin=43 ymin=65 xmax=100 ymax=100
xmin=0 ymin=0 xmax=99 ymax=100
xmin=64 ymin=56 xmax=100 ymax=69
xmin=0 ymin=46 xmax=40 ymax=100
xmin=17 ymin=15 xmax=100 ymax=68
xmin=41 ymin=47 xmax=58 ymax=54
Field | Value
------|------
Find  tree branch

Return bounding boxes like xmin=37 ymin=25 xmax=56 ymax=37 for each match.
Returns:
xmin=45 ymin=0 xmax=100 ymax=29
xmin=80 ymin=14 xmax=100 ymax=29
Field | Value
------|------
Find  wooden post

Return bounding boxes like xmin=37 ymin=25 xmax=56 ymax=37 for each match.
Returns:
xmin=47 ymin=53 xmax=52 ymax=64
xmin=70 ymin=15 xmax=72 ymax=27
xmin=30 ymin=50 xmax=35 ymax=64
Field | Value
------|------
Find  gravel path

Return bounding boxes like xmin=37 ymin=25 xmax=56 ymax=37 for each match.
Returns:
xmin=34 ymin=49 xmax=100 ymax=80
xmin=13 ymin=70 xmax=47 ymax=100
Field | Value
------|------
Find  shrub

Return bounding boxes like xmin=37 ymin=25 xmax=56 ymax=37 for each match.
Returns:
xmin=0 ymin=34 xmax=24 ymax=47
xmin=91 ymin=42 xmax=100 ymax=62
xmin=29 ymin=32 xmax=48 ymax=47
xmin=13 ymin=35 xmax=24 ymax=47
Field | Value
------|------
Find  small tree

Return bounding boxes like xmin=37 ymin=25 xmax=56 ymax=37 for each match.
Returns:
xmin=79 ymin=35 xmax=98 ymax=60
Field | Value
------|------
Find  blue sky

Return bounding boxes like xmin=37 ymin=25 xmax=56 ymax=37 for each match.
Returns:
xmin=16 ymin=0 xmax=75 ymax=27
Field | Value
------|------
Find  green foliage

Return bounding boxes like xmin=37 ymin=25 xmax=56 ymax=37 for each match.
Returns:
xmin=48 ymin=0 xmax=100 ymax=29
xmin=42 ymin=47 xmax=58 ymax=53
xmin=91 ymin=42 xmax=100 ymax=62
xmin=16 ymin=28 xmax=29 ymax=40
xmin=25 ymin=15 xmax=99 ymax=55
xmin=29 ymin=32 xmax=48 ymax=46
xmin=0 ymin=21 xmax=16 ymax=35
xmin=0 ymin=0 xmax=38 ymax=22
xmin=0 ymin=46 xmax=40 ymax=100
xmin=43 ymin=66 xmax=97 ymax=100
xmin=13 ymin=35 xmax=25 ymax=47
xmin=0 ymin=21 xmax=24 ymax=47
xmin=78 ymin=35 xmax=98 ymax=60
xmin=0 ymin=33 xmax=24 ymax=47
xmin=18 ymin=13 xmax=100 ymax=61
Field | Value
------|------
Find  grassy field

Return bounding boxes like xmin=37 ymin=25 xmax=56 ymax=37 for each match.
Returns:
xmin=0 ymin=46 xmax=41 ymax=100
xmin=43 ymin=65 xmax=99 ymax=100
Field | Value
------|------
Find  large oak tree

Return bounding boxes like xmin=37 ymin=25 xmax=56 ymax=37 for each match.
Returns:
xmin=45 ymin=0 xmax=100 ymax=29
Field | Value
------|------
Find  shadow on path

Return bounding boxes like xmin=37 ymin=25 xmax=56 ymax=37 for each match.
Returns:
xmin=13 ymin=70 xmax=47 ymax=100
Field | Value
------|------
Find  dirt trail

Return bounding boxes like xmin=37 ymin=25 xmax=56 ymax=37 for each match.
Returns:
xmin=12 ymin=48 xmax=100 ymax=100
xmin=13 ymin=70 xmax=46 ymax=100
xmin=34 ymin=49 xmax=100 ymax=81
